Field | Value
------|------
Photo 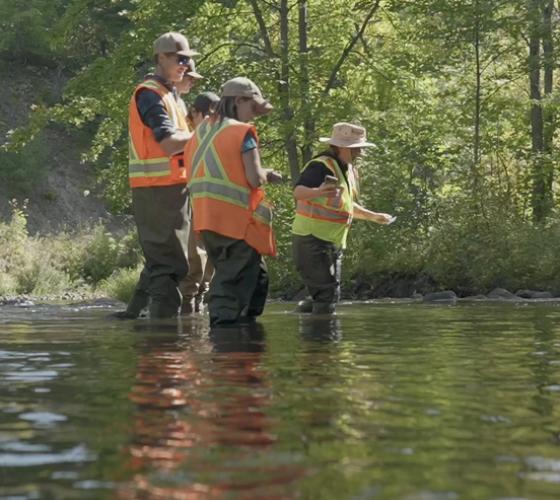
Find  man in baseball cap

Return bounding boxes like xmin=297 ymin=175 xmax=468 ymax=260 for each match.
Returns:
xmin=153 ymin=32 xmax=199 ymax=57
xmin=292 ymin=122 xmax=394 ymax=315
xmin=112 ymin=32 xmax=200 ymax=320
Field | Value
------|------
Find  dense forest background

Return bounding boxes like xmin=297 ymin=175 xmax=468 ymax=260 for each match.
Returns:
xmin=1 ymin=0 xmax=560 ymax=299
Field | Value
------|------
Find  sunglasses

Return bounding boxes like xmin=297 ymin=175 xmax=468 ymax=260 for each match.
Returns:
xmin=176 ymin=55 xmax=191 ymax=67
xmin=165 ymin=53 xmax=191 ymax=67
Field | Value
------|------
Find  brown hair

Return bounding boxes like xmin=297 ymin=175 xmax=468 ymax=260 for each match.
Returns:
xmin=214 ymin=96 xmax=252 ymax=122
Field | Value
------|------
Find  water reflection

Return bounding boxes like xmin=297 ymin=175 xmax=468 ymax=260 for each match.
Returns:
xmin=298 ymin=315 xmax=342 ymax=343
xmin=120 ymin=321 xmax=302 ymax=498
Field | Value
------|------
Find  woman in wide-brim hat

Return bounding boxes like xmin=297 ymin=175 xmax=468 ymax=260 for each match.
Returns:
xmin=291 ymin=122 xmax=394 ymax=314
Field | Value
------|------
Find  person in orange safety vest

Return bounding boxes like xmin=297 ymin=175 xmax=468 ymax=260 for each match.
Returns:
xmin=113 ymin=32 xmax=198 ymax=320
xmin=183 ymin=77 xmax=282 ymax=326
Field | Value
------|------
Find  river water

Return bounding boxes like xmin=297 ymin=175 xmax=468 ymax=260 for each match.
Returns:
xmin=1 ymin=301 xmax=560 ymax=499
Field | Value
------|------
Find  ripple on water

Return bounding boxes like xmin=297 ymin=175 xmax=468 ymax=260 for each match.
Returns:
xmin=19 ymin=412 xmax=67 ymax=426
xmin=3 ymin=370 xmax=58 ymax=382
xmin=0 ymin=444 xmax=94 ymax=467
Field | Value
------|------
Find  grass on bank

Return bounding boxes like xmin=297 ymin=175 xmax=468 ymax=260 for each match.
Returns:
xmin=2 ymin=196 xmax=560 ymax=302
xmin=0 ymin=202 xmax=142 ymax=301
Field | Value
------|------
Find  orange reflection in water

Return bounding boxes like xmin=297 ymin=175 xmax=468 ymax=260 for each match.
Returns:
xmin=118 ymin=322 xmax=304 ymax=499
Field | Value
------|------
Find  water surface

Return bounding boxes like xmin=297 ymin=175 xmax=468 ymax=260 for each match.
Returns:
xmin=1 ymin=301 xmax=560 ymax=498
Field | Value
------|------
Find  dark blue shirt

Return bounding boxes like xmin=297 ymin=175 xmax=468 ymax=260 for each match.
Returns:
xmin=135 ymin=75 xmax=177 ymax=143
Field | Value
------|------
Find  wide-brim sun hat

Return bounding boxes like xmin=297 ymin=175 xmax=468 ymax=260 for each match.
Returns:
xmin=319 ymin=122 xmax=376 ymax=148
xmin=221 ymin=77 xmax=273 ymax=115
xmin=153 ymin=32 xmax=199 ymax=57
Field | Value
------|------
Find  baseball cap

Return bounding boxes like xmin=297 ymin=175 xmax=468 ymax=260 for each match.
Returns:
xmin=221 ymin=77 xmax=273 ymax=115
xmin=153 ymin=32 xmax=199 ymax=57
xmin=185 ymin=58 xmax=203 ymax=79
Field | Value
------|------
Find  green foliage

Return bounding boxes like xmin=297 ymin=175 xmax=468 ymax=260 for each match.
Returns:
xmin=2 ymin=0 xmax=560 ymax=296
xmin=76 ymin=225 xmax=142 ymax=284
xmin=0 ymin=203 xmax=142 ymax=298
xmin=266 ymin=183 xmax=301 ymax=296
xmin=0 ymin=0 xmax=67 ymax=63
xmin=98 ymin=264 xmax=142 ymax=303
xmin=0 ymin=134 xmax=50 ymax=191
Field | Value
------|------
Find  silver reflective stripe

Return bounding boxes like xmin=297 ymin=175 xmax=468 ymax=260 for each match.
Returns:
xmin=204 ymin=148 xmax=224 ymax=179
xmin=189 ymin=180 xmax=250 ymax=206
xmin=192 ymin=122 xmax=227 ymax=177
xmin=254 ymin=203 xmax=272 ymax=224
xmin=297 ymin=202 xmax=350 ymax=223
xmin=129 ymin=161 xmax=170 ymax=176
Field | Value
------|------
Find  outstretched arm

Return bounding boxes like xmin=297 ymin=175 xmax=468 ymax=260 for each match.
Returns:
xmin=353 ymin=202 xmax=393 ymax=224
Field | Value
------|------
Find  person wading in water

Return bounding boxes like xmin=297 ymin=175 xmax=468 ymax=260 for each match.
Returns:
xmin=292 ymin=122 xmax=394 ymax=314
xmin=115 ymin=32 xmax=199 ymax=319
xmin=183 ymin=77 xmax=282 ymax=326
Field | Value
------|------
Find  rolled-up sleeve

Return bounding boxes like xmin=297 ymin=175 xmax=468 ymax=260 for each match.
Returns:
xmin=135 ymin=89 xmax=176 ymax=143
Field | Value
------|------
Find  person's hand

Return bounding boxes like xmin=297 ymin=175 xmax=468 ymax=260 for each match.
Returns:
xmin=373 ymin=212 xmax=395 ymax=224
xmin=266 ymin=169 xmax=283 ymax=184
xmin=317 ymin=180 xmax=340 ymax=198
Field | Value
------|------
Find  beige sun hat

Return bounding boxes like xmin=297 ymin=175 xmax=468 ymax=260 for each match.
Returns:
xmin=221 ymin=77 xmax=273 ymax=115
xmin=319 ymin=122 xmax=375 ymax=148
xmin=153 ymin=32 xmax=199 ymax=57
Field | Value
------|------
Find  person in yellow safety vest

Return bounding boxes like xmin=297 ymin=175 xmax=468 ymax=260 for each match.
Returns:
xmin=292 ymin=122 xmax=395 ymax=314
xmin=112 ymin=32 xmax=198 ymax=320
xmin=183 ymin=77 xmax=282 ymax=326
xmin=179 ymin=92 xmax=220 ymax=314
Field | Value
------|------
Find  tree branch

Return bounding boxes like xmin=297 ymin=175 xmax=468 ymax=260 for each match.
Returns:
xmin=322 ymin=0 xmax=381 ymax=95
xmin=247 ymin=0 xmax=277 ymax=58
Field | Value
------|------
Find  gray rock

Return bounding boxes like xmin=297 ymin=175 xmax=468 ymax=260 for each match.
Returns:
xmin=487 ymin=288 xmax=519 ymax=300
xmin=423 ymin=291 xmax=457 ymax=303
xmin=461 ymin=294 xmax=488 ymax=301
xmin=515 ymin=289 xmax=553 ymax=299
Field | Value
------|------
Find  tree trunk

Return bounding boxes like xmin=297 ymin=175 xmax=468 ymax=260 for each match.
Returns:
xmin=248 ymin=0 xmax=300 ymax=183
xmin=298 ymin=0 xmax=314 ymax=165
xmin=473 ymin=0 xmax=482 ymax=171
xmin=279 ymin=0 xmax=300 ymax=184
xmin=528 ymin=0 xmax=546 ymax=221
xmin=542 ymin=0 xmax=554 ymax=204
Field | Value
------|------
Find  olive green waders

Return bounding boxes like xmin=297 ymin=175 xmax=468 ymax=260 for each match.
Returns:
xmin=179 ymin=226 xmax=214 ymax=313
xmin=293 ymin=234 xmax=342 ymax=314
xmin=124 ymin=184 xmax=190 ymax=319
xmin=201 ymin=230 xmax=268 ymax=326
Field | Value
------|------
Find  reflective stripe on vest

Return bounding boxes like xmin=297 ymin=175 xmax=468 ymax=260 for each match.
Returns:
xmin=296 ymin=200 xmax=351 ymax=224
xmin=189 ymin=120 xmax=251 ymax=210
xmin=189 ymin=119 xmax=274 ymax=227
xmin=128 ymin=79 xmax=188 ymax=185
xmin=188 ymin=178 xmax=250 ymax=208
xmin=291 ymin=155 xmax=354 ymax=248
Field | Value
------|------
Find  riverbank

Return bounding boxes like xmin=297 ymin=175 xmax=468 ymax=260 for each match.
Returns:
xmin=3 ymin=286 xmax=560 ymax=310
xmin=4 ymin=192 xmax=560 ymax=306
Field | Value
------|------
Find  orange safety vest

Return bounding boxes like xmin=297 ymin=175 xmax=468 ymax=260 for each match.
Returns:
xmin=128 ymin=78 xmax=190 ymax=188
xmin=184 ymin=117 xmax=276 ymax=256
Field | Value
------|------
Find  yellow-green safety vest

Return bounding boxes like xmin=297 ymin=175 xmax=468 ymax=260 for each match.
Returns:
xmin=292 ymin=155 xmax=356 ymax=249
